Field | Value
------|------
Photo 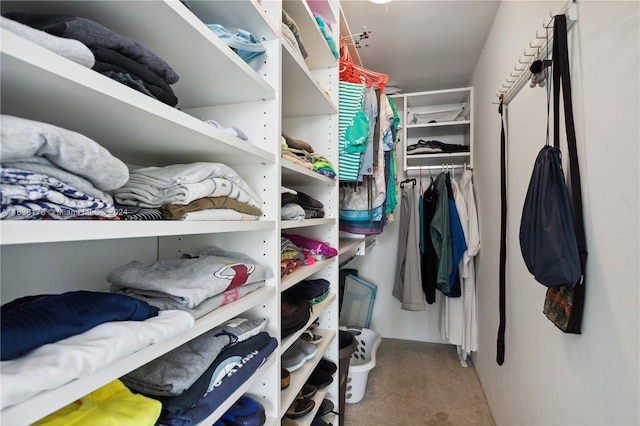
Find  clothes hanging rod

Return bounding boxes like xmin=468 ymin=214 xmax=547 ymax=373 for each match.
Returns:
xmin=338 ymin=236 xmax=376 ymax=269
xmin=495 ymin=1 xmax=578 ymax=105
xmin=406 ymin=164 xmax=472 ymax=171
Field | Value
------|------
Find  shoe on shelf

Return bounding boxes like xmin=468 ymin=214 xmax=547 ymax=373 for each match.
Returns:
xmin=301 ymin=330 xmax=323 ymax=344
xmin=282 ymin=417 xmax=298 ymax=426
xmin=317 ymin=358 xmax=337 ymax=376
xmin=306 ymin=366 xmax=333 ymax=389
xmin=301 ymin=383 xmax=317 ymax=399
xmin=317 ymin=398 xmax=335 ymax=416
xmin=311 ymin=415 xmax=333 ymax=426
xmin=281 ymin=368 xmax=291 ymax=389
xmin=282 ymin=346 xmax=307 ymax=372
xmin=292 ymin=338 xmax=318 ymax=360
xmin=286 ymin=394 xmax=315 ymax=419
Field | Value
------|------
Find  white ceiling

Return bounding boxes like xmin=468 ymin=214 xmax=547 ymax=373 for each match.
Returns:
xmin=340 ymin=0 xmax=501 ymax=94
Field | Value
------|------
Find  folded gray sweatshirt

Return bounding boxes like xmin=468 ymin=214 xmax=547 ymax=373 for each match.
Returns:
xmin=0 ymin=115 xmax=129 ymax=191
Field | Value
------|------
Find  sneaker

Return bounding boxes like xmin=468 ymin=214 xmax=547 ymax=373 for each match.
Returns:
xmin=292 ymin=338 xmax=318 ymax=360
xmin=282 ymin=346 xmax=307 ymax=372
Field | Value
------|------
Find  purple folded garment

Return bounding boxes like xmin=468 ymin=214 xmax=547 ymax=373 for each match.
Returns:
xmin=282 ymin=233 xmax=337 ymax=258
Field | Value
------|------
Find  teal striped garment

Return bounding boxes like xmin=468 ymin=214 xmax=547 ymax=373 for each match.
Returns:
xmin=339 ymin=81 xmax=366 ymax=181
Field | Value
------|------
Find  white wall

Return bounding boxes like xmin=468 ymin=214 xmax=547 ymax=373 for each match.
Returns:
xmin=470 ymin=1 xmax=639 ymax=425
xmin=343 ymin=219 xmax=447 ymax=344
xmin=351 ymin=1 xmax=639 ymax=424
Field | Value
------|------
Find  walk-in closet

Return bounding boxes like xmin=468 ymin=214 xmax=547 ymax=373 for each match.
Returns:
xmin=1 ymin=1 xmax=638 ymax=426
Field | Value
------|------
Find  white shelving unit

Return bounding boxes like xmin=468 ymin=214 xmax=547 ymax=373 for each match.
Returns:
xmin=280 ymin=0 xmax=341 ymax=424
xmin=0 ymin=1 xmax=344 ymax=425
xmin=392 ymin=87 xmax=474 ymax=172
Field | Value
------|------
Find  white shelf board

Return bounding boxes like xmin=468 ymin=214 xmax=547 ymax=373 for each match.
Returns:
xmin=281 ymin=161 xmax=337 ymax=187
xmin=280 ymin=218 xmax=336 ymax=230
xmin=405 ymin=87 xmax=472 ymax=108
xmin=282 ymin=43 xmax=338 ymax=118
xmin=2 ymin=0 xmax=275 ymax=108
xmin=338 ymin=237 xmax=366 ymax=256
xmin=407 ymin=120 xmax=471 ymax=130
xmin=0 ymin=1 xmax=276 ymax=109
xmin=307 ymin=0 xmax=339 ymax=26
xmin=0 ymin=220 xmax=276 ymax=246
xmin=406 ymin=152 xmax=471 ymax=161
xmin=283 ymin=0 xmax=337 ymax=70
xmin=0 ymin=31 xmax=276 ymax=168
xmin=279 ymin=328 xmax=337 ymax=418
xmin=0 ymin=285 xmax=276 ymax=426
xmin=280 ymin=258 xmax=336 ymax=292
xmin=187 ymin=0 xmax=279 ymax=42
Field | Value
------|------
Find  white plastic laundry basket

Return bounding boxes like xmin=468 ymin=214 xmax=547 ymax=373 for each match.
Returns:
xmin=340 ymin=327 xmax=382 ymax=404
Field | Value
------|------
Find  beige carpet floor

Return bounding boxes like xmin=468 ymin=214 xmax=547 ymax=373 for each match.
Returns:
xmin=342 ymin=338 xmax=495 ymax=426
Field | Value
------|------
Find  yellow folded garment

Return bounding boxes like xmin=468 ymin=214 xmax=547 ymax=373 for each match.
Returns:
xmin=33 ymin=379 xmax=161 ymax=426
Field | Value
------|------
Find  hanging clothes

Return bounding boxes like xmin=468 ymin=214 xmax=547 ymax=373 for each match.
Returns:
xmin=357 ymin=87 xmax=378 ymax=180
xmin=431 ymin=172 xmax=452 ymax=295
xmin=445 ymin=172 xmax=467 ymax=297
xmin=441 ymin=173 xmax=468 ymax=345
xmin=392 ymin=181 xmax=425 ymax=311
xmin=440 ymin=170 xmax=480 ymax=366
xmin=339 ymin=81 xmax=366 ymax=182
xmin=421 ymin=177 xmax=439 ymax=304
xmin=459 ymin=169 xmax=480 ymax=361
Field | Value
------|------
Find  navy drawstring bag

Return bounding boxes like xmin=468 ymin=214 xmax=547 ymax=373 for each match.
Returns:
xmin=519 ymin=144 xmax=581 ymax=287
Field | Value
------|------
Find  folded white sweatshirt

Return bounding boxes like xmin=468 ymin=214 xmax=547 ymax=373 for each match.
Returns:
xmin=0 ymin=310 xmax=195 ymax=409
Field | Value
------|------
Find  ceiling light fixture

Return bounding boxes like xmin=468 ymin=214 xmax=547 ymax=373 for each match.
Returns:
xmin=369 ymin=0 xmax=392 ymax=4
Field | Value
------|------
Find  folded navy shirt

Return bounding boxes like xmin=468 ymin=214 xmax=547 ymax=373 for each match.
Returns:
xmin=1 ymin=290 xmax=159 ymax=360
xmin=158 ymin=333 xmax=278 ymax=426
xmin=157 ymin=332 xmax=272 ymax=417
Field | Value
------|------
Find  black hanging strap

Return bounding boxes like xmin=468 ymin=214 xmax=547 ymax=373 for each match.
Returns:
xmin=497 ymin=97 xmax=507 ymax=365
xmin=552 ymin=14 xmax=587 ymax=332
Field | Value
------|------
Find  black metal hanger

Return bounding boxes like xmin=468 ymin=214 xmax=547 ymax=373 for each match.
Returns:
xmin=400 ymin=178 xmax=416 ymax=188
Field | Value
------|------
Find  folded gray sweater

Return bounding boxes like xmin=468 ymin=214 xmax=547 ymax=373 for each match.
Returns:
xmin=107 ymin=246 xmax=274 ymax=309
xmin=0 ymin=115 xmax=129 ymax=191
xmin=121 ymin=317 xmax=266 ymax=396
xmin=1 ymin=16 xmax=95 ymax=68
xmin=4 ymin=11 xmax=179 ymax=84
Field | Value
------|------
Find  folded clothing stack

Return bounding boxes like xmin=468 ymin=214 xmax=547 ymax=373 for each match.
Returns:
xmin=282 ymin=9 xmax=308 ymax=60
xmin=4 ymin=11 xmax=180 ymax=107
xmin=154 ymin=332 xmax=278 ymax=426
xmin=281 ymin=190 xmax=325 ymax=219
xmin=113 ymin=162 xmax=263 ymax=221
xmin=0 ymin=115 xmax=129 ymax=220
xmin=406 ymin=139 xmax=469 ymax=155
xmin=108 ymin=245 xmax=272 ymax=319
xmin=0 ymin=291 xmax=194 ymax=410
